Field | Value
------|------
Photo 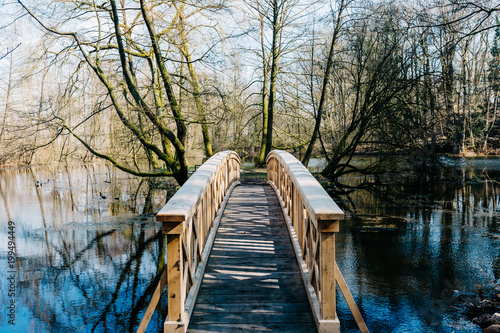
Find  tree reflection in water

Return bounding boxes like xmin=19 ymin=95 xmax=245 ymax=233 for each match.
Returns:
xmin=331 ymin=160 xmax=500 ymax=332
xmin=0 ymin=160 xmax=498 ymax=332
xmin=0 ymin=164 xmax=173 ymax=333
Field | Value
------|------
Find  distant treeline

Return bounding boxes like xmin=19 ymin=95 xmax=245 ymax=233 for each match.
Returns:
xmin=0 ymin=0 xmax=498 ymax=183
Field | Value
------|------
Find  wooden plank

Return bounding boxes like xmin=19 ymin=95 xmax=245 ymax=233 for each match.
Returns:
xmin=335 ymin=262 xmax=370 ymax=333
xmin=196 ymin=279 xmax=306 ymax=295
xmin=189 ymin=311 xmax=315 ymax=324
xmin=214 ymin=228 xmax=291 ymax=237
xmin=193 ymin=302 xmax=311 ymax=313
xmin=163 ymin=221 xmax=184 ymax=235
xmin=157 ymin=151 xmax=241 ymax=223
xmin=202 ymin=271 xmax=302 ymax=280
xmin=136 ymin=267 xmax=168 ymax=333
xmin=265 ymin=150 xmax=344 ymax=221
xmin=203 ymin=256 xmax=300 ymax=263
xmin=202 ymin=260 xmax=302 ymax=273
xmin=188 ymin=185 xmax=315 ymax=331
xmin=195 ymin=292 xmax=310 ymax=304
xmin=188 ymin=322 xmax=317 ymax=333
xmin=213 ymin=237 xmax=294 ymax=244
xmin=210 ymin=244 xmax=297 ymax=253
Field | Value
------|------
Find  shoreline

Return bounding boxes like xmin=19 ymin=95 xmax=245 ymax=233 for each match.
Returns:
xmin=464 ymin=286 xmax=500 ymax=331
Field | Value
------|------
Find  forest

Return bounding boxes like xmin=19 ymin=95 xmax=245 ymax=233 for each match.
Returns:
xmin=0 ymin=0 xmax=499 ymax=185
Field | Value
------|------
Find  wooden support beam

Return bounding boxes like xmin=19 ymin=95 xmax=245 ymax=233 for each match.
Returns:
xmin=266 ymin=150 xmax=369 ymax=333
xmin=335 ymin=262 xmax=370 ymax=333
xmin=165 ymin=233 xmax=186 ymax=333
xmin=319 ymin=226 xmax=336 ymax=320
xmin=136 ymin=267 xmax=168 ymax=333
xmin=163 ymin=221 xmax=184 ymax=235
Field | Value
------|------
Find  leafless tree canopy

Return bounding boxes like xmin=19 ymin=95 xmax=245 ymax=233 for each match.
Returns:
xmin=0 ymin=0 xmax=499 ymax=183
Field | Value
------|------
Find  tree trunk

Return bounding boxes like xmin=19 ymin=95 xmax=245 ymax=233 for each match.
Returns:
xmin=302 ymin=0 xmax=345 ymax=166
xmin=176 ymin=4 xmax=213 ymax=157
xmin=256 ymin=6 xmax=270 ymax=166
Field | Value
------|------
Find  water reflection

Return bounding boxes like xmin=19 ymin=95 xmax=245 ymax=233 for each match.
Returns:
xmin=0 ymin=164 xmax=172 ymax=333
xmin=335 ymin=162 xmax=500 ymax=332
xmin=0 ymin=159 xmax=499 ymax=332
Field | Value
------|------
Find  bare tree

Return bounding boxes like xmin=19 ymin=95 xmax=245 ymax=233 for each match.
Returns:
xmin=242 ymin=0 xmax=307 ymax=165
xmin=302 ymin=0 xmax=347 ymax=166
xmin=17 ymin=0 xmax=226 ymax=184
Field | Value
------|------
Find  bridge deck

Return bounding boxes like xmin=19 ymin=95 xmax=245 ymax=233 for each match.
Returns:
xmin=188 ymin=185 xmax=316 ymax=332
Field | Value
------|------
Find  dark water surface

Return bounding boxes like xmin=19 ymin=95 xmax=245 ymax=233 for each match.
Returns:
xmin=0 ymin=164 xmax=171 ymax=332
xmin=0 ymin=159 xmax=499 ymax=332
xmin=335 ymin=157 xmax=500 ymax=332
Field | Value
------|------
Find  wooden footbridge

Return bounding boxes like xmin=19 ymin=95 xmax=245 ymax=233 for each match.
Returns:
xmin=137 ymin=150 xmax=369 ymax=333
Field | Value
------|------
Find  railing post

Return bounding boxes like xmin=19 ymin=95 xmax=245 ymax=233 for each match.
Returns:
xmin=266 ymin=150 xmax=368 ymax=333
xmin=163 ymin=221 xmax=186 ymax=333
xmin=137 ymin=152 xmax=241 ymax=333
xmin=318 ymin=219 xmax=339 ymax=322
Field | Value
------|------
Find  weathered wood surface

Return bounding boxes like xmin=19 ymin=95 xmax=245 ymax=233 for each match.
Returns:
xmin=188 ymin=185 xmax=316 ymax=332
xmin=266 ymin=150 xmax=344 ymax=332
xmin=138 ymin=151 xmax=240 ymax=333
xmin=266 ymin=150 xmax=343 ymax=221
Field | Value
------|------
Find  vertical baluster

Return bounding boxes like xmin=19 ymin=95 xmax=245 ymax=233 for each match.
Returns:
xmin=230 ymin=159 xmax=233 ymax=184
xmin=236 ymin=158 xmax=240 ymax=181
xmin=299 ymin=200 xmax=305 ymax=254
xmin=279 ymin=164 xmax=283 ymax=195
xmin=208 ymin=182 xmax=213 ymax=228
xmin=273 ymin=158 xmax=279 ymax=183
xmin=318 ymin=219 xmax=339 ymax=321
xmin=218 ymin=171 xmax=222 ymax=204
xmin=232 ymin=158 xmax=236 ymax=182
xmin=224 ymin=161 xmax=228 ymax=192
xmin=292 ymin=184 xmax=297 ymax=231
xmin=283 ymin=163 xmax=286 ymax=200
xmin=285 ymin=174 xmax=289 ymax=214
xmin=267 ymin=158 xmax=271 ymax=182
xmin=289 ymin=177 xmax=292 ymax=214
xmin=221 ymin=167 xmax=224 ymax=200
xmin=275 ymin=159 xmax=277 ymax=184
xmin=202 ymin=196 xmax=207 ymax=250
xmin=277 ymin=162 xmax=280 ymax=192
xmin=270 ymin=158 xmax=274 ymax=183
xmin=288 ymin=175 xmax=291 ymax=213
xmin=280 ymin=164 xmax=283 ymax=195
xmin=164 ymin=222 xmax=185 ymax=331
xmin=274 ymin=158 xmax=277 ymax=184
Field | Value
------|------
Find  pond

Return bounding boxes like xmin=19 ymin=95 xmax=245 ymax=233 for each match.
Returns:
xmin=0 ymin=164 xmax=171 ymax=332
xmin=0 ymin=158 xmax=499 ymax=332
xmin=334 ymin=157 xmax=500 ymax=332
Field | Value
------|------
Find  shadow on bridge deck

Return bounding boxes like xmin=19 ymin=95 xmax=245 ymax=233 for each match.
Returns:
xmin=188 ymin=185 xmax=316 ymax=333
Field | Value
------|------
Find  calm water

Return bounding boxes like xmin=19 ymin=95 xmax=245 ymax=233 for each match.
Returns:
xmin=0 ymin=164 xmax=171 ymax=332
xmin=0 ymin=159 xmax=499 ymax=332
xmin=335 ymin=157 xmax=500 ymax=332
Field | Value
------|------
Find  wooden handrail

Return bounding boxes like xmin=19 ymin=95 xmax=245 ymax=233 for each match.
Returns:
xmin=137 ymin=151 xmax=241 ymax=333
xmin=266 ymin=150 xmax=369 ymax=333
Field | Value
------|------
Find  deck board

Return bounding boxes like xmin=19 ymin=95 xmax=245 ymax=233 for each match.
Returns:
xmin=188 ymin=185 xmax=316 ymax=332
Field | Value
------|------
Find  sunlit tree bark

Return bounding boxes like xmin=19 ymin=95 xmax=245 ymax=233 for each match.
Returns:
xmin=17 ymin=0 xmax=224 ymax=184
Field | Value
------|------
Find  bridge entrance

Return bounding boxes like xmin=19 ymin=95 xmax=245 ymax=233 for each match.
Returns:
xmin=137 ymin=150 xmax=368 ymax=333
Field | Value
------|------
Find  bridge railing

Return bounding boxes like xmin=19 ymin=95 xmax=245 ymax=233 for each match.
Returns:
xmin=267 ymin=150 xmax=368 ymax=333
xmin=137 ymin=151 xmax=240 ymax=333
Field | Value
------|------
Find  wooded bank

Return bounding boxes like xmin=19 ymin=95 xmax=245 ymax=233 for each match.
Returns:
xmin=0 ymin=0 xmax=499 ymax=183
